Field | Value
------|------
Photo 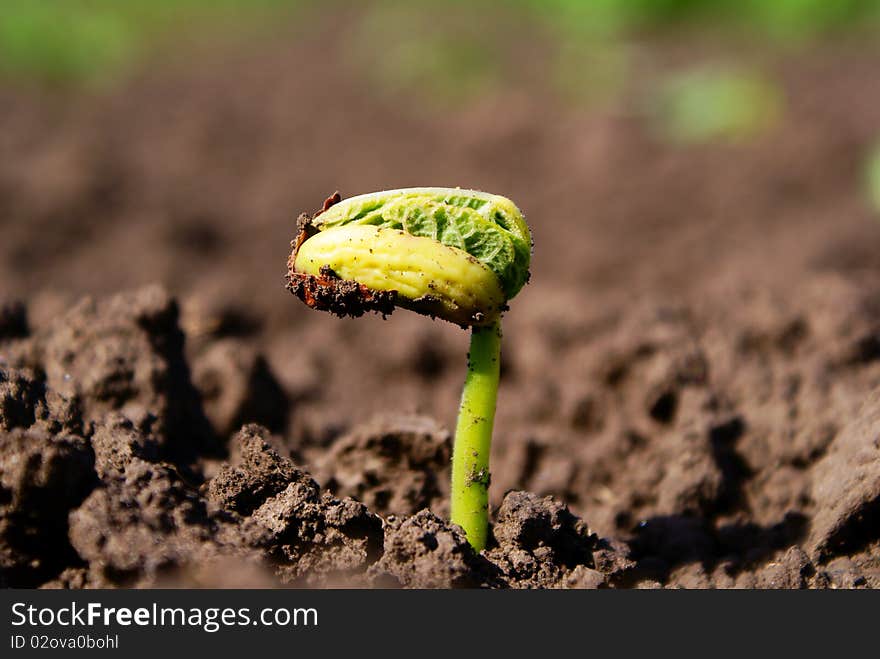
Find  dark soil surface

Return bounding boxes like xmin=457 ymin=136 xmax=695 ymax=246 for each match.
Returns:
xmin=2 ymin=15 xmax=880 ymax=587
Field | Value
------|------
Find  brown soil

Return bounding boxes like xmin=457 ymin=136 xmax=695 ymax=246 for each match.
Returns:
xmin=2 ymin=15 xmax=880 ymax=588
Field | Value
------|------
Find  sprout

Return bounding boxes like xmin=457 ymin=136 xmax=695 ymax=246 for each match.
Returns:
xmin=287 ymin=188 xmax=532 ymax=551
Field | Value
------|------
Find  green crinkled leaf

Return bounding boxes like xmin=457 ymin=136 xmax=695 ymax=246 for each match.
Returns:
xmin=313 ymin=188 xmax=532 ymax=300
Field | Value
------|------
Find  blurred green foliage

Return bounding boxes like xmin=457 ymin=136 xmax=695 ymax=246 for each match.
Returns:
xmin=516 ymin=0 xmax=880 ymax=40
xmin=728 ymin=0 xmax=880 ymax=41
xmin=552 ymin=38 xmax=630 ymax=108
xmin=352 ymin=3 xmax=503 ymax=104
xmin=868 ymin=142 xmax=880 ymax=214
xmin=650 ymin=68 xmax=783 ymax=144
xmin=2 ymin=0 xmax=879 ymax=85
xmin=0 ymin=0 xmax=299 ymax=83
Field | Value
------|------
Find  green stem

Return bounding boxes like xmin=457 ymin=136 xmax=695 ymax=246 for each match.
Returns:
xmin=451 ymin=320 xmax=502 ymax=552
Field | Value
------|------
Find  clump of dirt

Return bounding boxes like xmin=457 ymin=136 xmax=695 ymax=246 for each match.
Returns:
xmin=90 ymin=413 xmax=160 ymax=481
xmin=8 ymin=286 xmax=218 ymax=467
xmin=369 ymin=510 xmax=501 ymax=588
xmin=0 ymin=301 xmax=27 ymax=340
xmin=191 ymin=340 xmax=289 ymax=438
xmin=286 ymin=265 xmax=399 ymax=321
xmin=487 ymin=491 xmax=604 ymax=588
xmin=0 ymin=426 xmax=94 ymax=586
xmin=68 ymin=458 xmax=223 ymax=587
xmin=286 ymin=210 xmax=400 ymax=322
xmin=0 ymin=368 xmax=45 ymax=432
xmin=207 ymin=424 xmax=303 ymax=515
xmin=311 ymin=415 xmax=451 ymax=517
xmin=809 ymin=390 xmax=880 ymax=560
xmin=246 ymin=481 xmax=383 ymax=586
xmin=2 ymin=279 xmax=880 ymax=588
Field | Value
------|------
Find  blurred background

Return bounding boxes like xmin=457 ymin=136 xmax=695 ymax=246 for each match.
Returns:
xmin=2 ymin=1 xmax=880 ymax=521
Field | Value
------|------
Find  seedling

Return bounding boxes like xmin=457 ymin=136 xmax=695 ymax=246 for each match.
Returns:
xmin=287 ymin=188 xmax=532 ymax=551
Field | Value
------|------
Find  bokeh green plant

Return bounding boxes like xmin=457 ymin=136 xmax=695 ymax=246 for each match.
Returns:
xmin=867 ymin=142 xmax=880 ymax=215
xmin=0 ymin=0 xmax=302 ymax=84
xmin=650 ymin=67 xmax=784 ymax=144
xmin=5 ymin=1 xmax=879 ymax=86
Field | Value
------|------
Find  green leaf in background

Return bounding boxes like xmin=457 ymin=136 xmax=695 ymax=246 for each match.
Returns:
xmin=736 ymin=0 xmax=880 ymax=42
xmin=0 ymin=0 xmax=301 ymax=84
xmin=518 ymin=0 xmax=880 ymax=40
xmin=650 ymin=67 xmax=784 ymax=144
xmin=551 ymin=38 xmax=630 ymax=108
xmin=2 ymin=0 xmax=880 ymax=88
xmin=0 ymin=4 xmax=136 ymax=83
xmin=868 ymin=142 xmax=880 ymax=214
xmin=351 ymin=3 xmax=504 ymax=104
